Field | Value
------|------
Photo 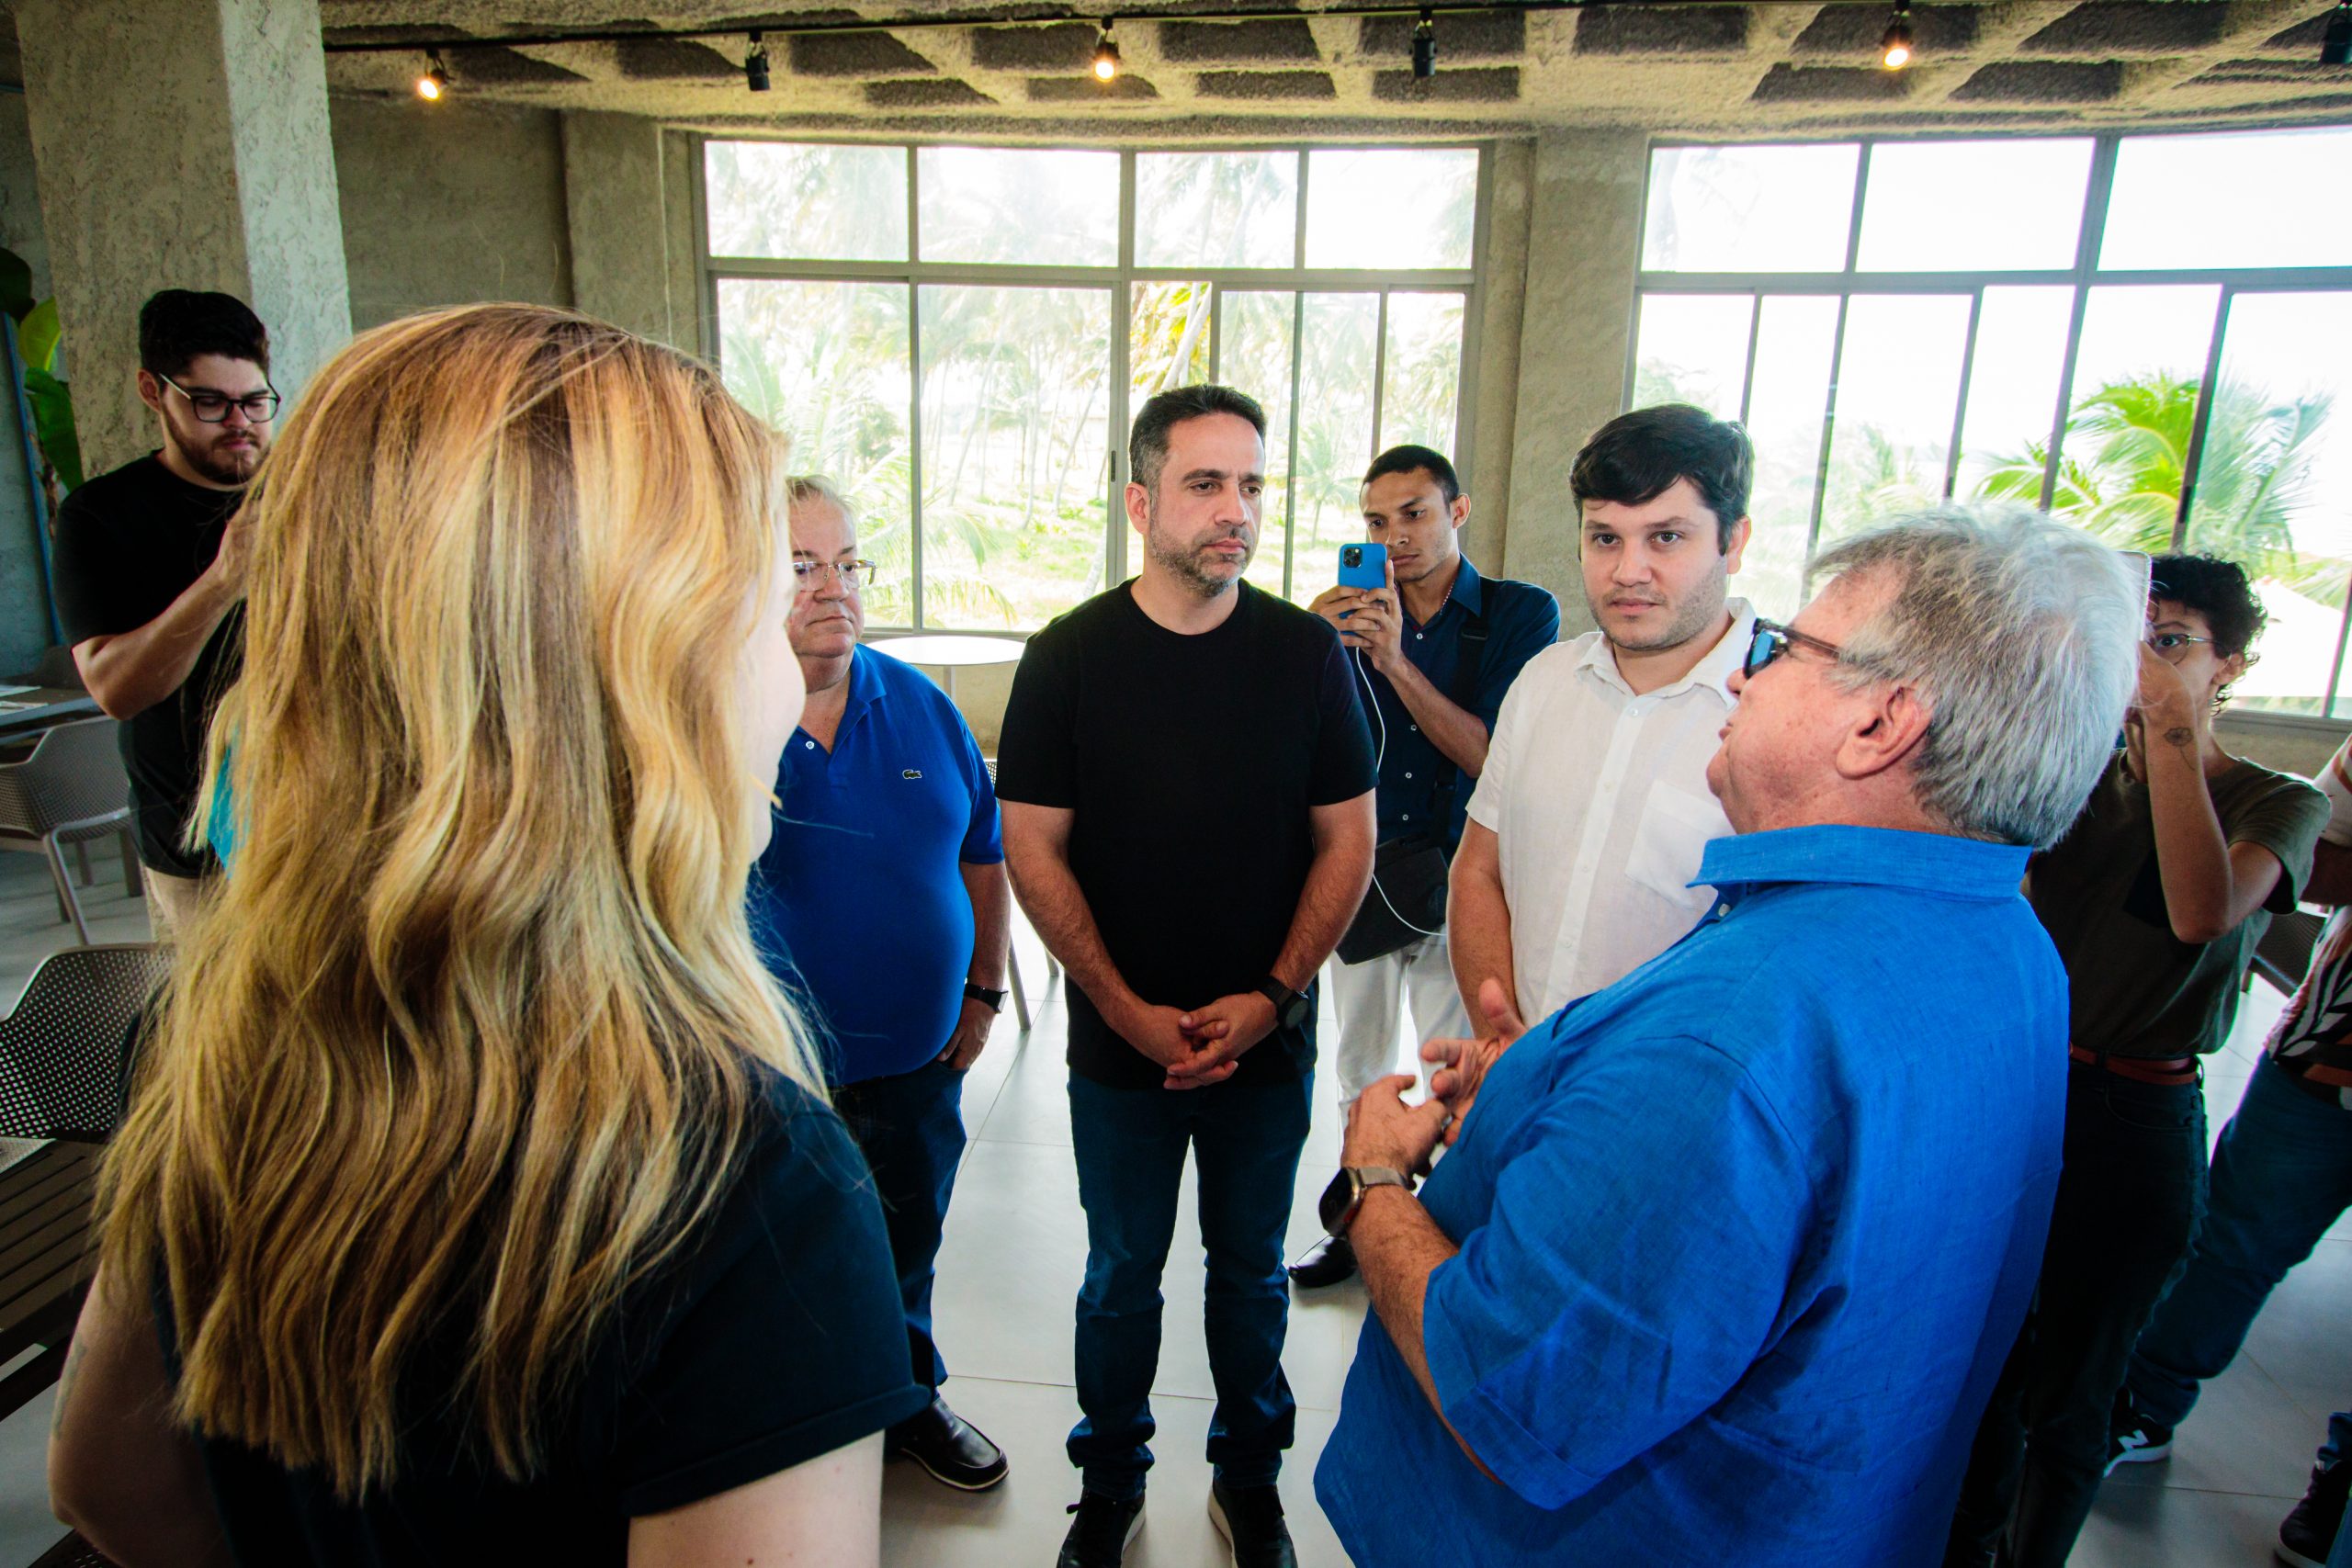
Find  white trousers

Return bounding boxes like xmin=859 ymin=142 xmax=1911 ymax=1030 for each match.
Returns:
xmin=1325 ymin=934 xmax=1470 ymax=1114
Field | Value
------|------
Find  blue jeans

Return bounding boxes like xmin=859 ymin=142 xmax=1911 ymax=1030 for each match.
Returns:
xmin=831 ymin=1055 xmax=967 ymax=1404
xmin=2127 ymin=1056 xmax=2352 ymax=1431
xmin=1067 ymin=1067 xmax=1314 ymax=1501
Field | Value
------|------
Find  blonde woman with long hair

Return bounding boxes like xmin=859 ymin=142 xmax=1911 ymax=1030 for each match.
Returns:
xmin=45 ymin=304 xmax=927 ymax=1565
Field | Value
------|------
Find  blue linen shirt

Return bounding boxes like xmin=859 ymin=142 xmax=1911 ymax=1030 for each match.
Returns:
xmin=749 ymin=647 xmax=1003 ymax=1086
xmin=1316 ymin=825 xmax=2068 ymax=1567
xmin=1354 ymin=557 xmax=1558 ymax=852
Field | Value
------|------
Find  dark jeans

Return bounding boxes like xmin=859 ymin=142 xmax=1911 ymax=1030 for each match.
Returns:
xmin=832 ymin=1055 xmax=967 ymax=1420
xmin=1067 ymin=1066 xmax=1314 ymax=1502
xmin=2128 ymin=1057 xmax=2352 ymax=1429
xmin=1945 ymin=1063 xmax=2209 ymax=1568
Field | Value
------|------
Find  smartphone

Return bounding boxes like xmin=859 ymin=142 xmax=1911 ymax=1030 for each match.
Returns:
xmin=1338 ymin=541 xmax=1388 ymax=592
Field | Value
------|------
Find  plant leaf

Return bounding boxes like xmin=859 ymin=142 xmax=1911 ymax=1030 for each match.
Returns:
xmin=0 ymin=249 xmax=31 ymax=323
xmin=23 ymin=367 xmax=83 ymax=494
xmin=19 ymin=299 xmax=62 ymax=377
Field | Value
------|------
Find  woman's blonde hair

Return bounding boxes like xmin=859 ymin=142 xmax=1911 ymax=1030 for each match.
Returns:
xmin=97 ymin=303 xmax=817 ymax=1498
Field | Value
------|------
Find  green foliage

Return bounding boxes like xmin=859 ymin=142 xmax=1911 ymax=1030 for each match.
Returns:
xmin=0 ymin=246 xmax=79 ymax=503
xmin=1970 ymin=370 xmax=2339 ymax=603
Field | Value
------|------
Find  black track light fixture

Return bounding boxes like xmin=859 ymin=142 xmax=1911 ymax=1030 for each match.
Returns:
xmin=1412 ymin=8 xmax=1437 ymax=78
xmin=1880 ymin=0 xmax=1916 ymax=69
xmin=1092 ymin=18 xmax=1121 ymax=81
xmin=415 ymin=48 xmax=449 ymax=100
xmin=2324 ymin=0 xmax=2351 ymax=64
xmin=746 ymin=31 xmax=772 ymax=91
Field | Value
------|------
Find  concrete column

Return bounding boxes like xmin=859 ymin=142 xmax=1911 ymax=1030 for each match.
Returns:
xmin=1500 ymin=130 xmax=1649 ymax=635
xmin=16 ymin=0 xmax=352 ymax=476
xmin=562 ymin=112 xmax=677 ymax=347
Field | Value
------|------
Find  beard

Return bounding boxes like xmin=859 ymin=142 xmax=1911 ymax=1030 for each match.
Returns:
xmin=176 ymin=428 xmax=264 ymax=488
xmin=1144 ymin=512 xmax=1251 ymax=599
xmin=1591 ymin=560 xmax=1729 ymax=654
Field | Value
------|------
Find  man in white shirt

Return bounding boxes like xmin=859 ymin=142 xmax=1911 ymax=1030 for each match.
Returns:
xmin=1448 ymin=404 xmax=1758 ymax=1033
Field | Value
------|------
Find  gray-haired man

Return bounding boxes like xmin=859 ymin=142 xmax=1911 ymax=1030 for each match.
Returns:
xmin=1316 ymin=506 xmax=2143 ymax=1567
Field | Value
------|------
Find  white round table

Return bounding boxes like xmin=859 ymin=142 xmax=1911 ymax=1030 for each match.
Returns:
xmin=869 ymin=634 xmax=1023 ymax=701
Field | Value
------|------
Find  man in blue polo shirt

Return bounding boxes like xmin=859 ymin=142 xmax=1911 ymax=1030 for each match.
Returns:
xmin=750 ymin=477 xmax=1013 ymax=1494
xmin=1313 ymin=506 xmax=2143 ymax=1566
xmin=1290 ymin=445 xmax=1556 ymax=1289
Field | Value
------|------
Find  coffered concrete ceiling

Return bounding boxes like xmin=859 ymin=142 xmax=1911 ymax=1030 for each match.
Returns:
xmin=315 ymin=1 xmax=2352 ymax=139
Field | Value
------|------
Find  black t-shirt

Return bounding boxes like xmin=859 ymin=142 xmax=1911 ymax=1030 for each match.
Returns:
xmin=162 ymin=1071 xmax=927 ymax=1564
xmin=51 ymin=454 xmax=245 ymax=876
xmin=993 ymin=581 xmax=1376 ymax=1089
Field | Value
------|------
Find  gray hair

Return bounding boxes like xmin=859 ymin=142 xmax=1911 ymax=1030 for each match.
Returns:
xmin=1810 ymin=503 xmax=2141 ymax=849
xmin=784 ymin=474 xmax=857 ymax=527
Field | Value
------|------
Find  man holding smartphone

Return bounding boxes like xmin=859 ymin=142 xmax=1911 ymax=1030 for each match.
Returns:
xmin=1290 ymin=445 xmax=1557 ymax=1289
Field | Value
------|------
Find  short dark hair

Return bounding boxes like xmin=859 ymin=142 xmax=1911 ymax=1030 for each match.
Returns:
xmin=139 ymin=289 xmax=269 ymax=381
xmin=1569 ymin=404 xmax=1752 ymax=550
xmin=1129 ymin=384 xmax=1266 ymax=497
xmin=2150 ymin=554 xmax=2267 ymax=664
xmin=1363 ymin=444 xmax=1460 ymax=506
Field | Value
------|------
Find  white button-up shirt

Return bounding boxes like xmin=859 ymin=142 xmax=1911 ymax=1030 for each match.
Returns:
xmin=1464 ymin=600 xmax=1753 ymax=1024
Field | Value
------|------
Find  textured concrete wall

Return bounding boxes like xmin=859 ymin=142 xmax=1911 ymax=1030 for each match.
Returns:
xmin=1502 ymin=130 xmax=1646 ymax=636
xmin=332 ymin=94 xmax=571 ymax=331
xmin=562 ymin=112 xmax=673 ymax=344
xmin=17 ymin=0 xmax=350 ymax=477
xmin=1464 ymin=138 xmax=1532 ymax=581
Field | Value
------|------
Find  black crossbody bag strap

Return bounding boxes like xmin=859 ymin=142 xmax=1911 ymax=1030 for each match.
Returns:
xmin=1423 ymin=605 xmax=1488 ymax=840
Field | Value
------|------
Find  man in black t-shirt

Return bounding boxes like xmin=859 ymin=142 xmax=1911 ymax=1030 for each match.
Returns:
xmin=51 ymin=290 xmax=272 ymax=937
xmin=997 ymin=385 xmax=1376 ymax=1568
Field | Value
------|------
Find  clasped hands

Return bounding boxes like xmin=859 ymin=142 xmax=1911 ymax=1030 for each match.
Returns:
xmin=1342 ymin=977 xmax=1529 ymax=1176
xmin=1116 ymin=989 xmax=1280 ymax=1090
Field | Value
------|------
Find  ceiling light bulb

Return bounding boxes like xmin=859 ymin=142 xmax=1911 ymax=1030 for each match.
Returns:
xmin=1093 ymin=20 xmax=1120 ymax=81
xmin=1880 ymin=2 xmax=1915 ymax=69
xmin=1412 ymin=10 xmax=1437 ymax=79
xmin=416 ymin=49 xmax=449 ymax=100
xmin=746 ymin=31 xmax=771 ymax=91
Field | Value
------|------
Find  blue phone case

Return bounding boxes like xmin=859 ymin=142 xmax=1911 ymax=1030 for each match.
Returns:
xmin=1338 ymin=542 xmax=1388 ymax=591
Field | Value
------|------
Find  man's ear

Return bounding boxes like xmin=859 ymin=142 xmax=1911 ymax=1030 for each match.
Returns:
xmin=134 ymin=369 xmax=165 ymax=417
xmin=1723 ymin=514 xmax=1752 ymax=576
xmin=1124 ymin=480 xmax=1151 ymax=536
xmin=1834 ymin=681 xmax=1932 ymax=783
xmin=1450 ymin=494 xmax=1471 ymax=533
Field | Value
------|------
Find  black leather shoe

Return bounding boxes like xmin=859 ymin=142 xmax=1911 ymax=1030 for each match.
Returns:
xmin=1286 ymin=1235 xmax=1356 ymax=1289
xmin=1057 ymin=1490 xmax=1144 ymax=1567
xmin=887 ymin=1394 xmax=1009 ymax=1492
xmin=1208 ymin=1476 xmax=1295 ymax=1568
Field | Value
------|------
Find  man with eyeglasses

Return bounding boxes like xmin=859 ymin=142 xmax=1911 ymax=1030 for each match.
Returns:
xmin=1317 ymin=505 xmax=2143 ymax=1567
xmin=1445 ymin=404 xmax=1755 ymax=1044
xmin=51 ymin=289 xmax=276 ymax=938
xmin=746 ymin=476 xmax=1013 ymax=1495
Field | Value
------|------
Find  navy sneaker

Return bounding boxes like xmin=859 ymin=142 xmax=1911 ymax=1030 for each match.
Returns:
xmin=1207 ymin=1476 xmax=1296 ymax=1568
xmin=1057 ymin=1490 xmax=1143 ymax=1568
xmin=2105 ymin=1391 xmax=2174 ymax=1474
xmin=2278 ymin=1460 xmax=2352 ymax=1568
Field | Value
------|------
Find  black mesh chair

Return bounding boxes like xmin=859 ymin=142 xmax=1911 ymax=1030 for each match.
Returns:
xmin=0 ymin=718 xmax=141 ymax=945
xmin=2252 ymin=908 xmax=2327 ymax=998
xmin=0 ymin=944 xmax=170 ymax=1142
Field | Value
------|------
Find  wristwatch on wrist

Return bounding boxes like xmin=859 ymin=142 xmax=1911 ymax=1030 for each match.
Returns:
xmin=963 ymin=981 xmax=1007 ymax=1013
xmin=1256 ymin=976 xmax=1311 ymax=1032
xmin=1318 ymin=1166 xmax=1416 ymax=1237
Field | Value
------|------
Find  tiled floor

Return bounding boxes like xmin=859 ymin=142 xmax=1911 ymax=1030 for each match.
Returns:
xmin=0 ymin=843 xmax=2342 ymax=1567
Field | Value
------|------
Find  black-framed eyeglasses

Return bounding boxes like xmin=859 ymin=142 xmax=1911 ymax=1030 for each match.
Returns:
xmin=158 ymin=372 xmax=280 ymax=424
xmin=791 ymin=558 xmax=876 ymax=591
xmin=2144 ymin=631 xmax=2213 ymax=662
xmin=1743 ymin=617 xmax=1848 ymax=679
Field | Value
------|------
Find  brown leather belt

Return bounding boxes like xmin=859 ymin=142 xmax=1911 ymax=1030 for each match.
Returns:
xmin=2068 ymin=1044 xmax=2199 ymax=1087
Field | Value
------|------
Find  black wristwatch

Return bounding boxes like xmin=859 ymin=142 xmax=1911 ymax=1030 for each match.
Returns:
xmin=1318 ymin=1166 xmax=1416 ymax=1237
xmin=964 ymin=981 xmax=1006 ymax=1013
xmin=1256 ymin=976 xmax=1310 ymax=1032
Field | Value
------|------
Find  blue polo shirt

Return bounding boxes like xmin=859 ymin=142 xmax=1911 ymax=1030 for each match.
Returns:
xmin=750 ymin=647 xmax=1003 ymax=1087
xmin=1317 ymin=825 xmax=2067 ymax=1567
xmin=1355 ymin=557 xmax=1556 ymax=851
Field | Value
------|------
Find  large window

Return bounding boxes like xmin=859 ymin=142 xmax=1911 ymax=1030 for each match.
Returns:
xmin=704 ymin=141 xmax=1483 ymax=630
xmin=1634 ymin=127 xmax=2352 ymax=719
